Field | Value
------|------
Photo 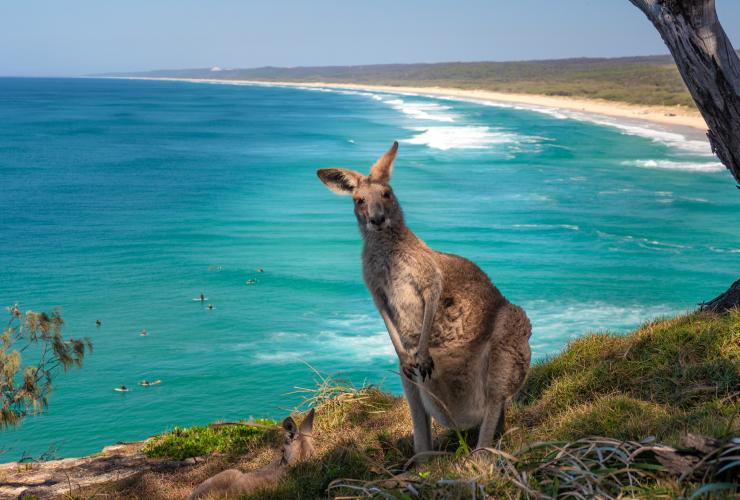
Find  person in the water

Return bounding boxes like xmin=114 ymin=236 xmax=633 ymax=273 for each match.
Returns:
xmin=200 ymin=292 xmax=205 ymax=301
xmin=96 ymin=319 xmax=101 ymax=327
xmin=140 ymin=329 xmax=148 ymax=336
xmin=119 ymin=384 xmax=127 ymax=391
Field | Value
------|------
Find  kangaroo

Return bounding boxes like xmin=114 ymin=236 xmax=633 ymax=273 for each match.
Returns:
xmin=317 ymin=142 xmax=531 ymax=453
xmin=189 ymin=409 xmax=316 ymax=499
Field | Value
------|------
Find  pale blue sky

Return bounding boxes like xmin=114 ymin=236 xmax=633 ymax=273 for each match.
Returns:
xmin=1 ymin=0 xmax=739 ymax=76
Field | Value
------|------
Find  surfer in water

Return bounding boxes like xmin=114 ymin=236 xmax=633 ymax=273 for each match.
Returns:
xmin=208 ymin=303 xmax=214 ymax=310
xmin=140 ymin=329 xmax=148 ymax=336
xmin=96 ymin=319 xmax=101 ymax=327
xmin=200 ymin=292 xmax=205 ymax=302
xmin=118 ymin=384 xmax=128 ymax=392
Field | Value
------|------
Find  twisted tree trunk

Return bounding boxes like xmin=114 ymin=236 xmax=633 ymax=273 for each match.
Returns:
xmin=629 ymin=0 xmax=740 ymax=184
xmin=629 ymin=0 xmax=740 ymax=312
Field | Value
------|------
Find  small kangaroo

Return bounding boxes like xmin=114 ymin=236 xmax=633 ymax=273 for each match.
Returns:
xmin=317 ymin=142 xmax=531 ymax=453
xmin=189 ymin=409 xmax=316 ymax=499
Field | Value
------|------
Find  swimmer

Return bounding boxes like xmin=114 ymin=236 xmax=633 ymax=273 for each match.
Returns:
xmin=246 ymin=279 xmax=257 ymax=285
xmin=96 ymin=319 xmax=101 ymax=327
xmin=208 ymin=303 xmax=214 ymax=310
xmin=140 ymin=329 xmax=148 ymax=336
xmin=257 ymin=268 xmax=264 ymax=273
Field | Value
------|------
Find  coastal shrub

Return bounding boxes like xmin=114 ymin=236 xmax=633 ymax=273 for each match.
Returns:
xmin=143 ymin=419 xmax=277 ymax=461
xmin=0 ymin=305 xmax=91 ymax=429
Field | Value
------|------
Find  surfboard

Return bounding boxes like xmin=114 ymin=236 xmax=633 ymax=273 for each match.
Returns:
xmin=114 ymin=388 xmax=130 ymax=392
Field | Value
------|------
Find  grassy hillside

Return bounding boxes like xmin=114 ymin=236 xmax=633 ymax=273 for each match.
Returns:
xmin=102 ymin=55 xmax=713 ymax=107
xmin=87 ymin=310 xmax=739 ymax=499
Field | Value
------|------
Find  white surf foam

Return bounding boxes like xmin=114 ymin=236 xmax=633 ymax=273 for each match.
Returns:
xmin=525 ymin=301 xmax=679 ymax=358
xmin=621 ymin=159 xmax=725 ymax=173
xmin=382 ymin=98 xmax=456 ymax=122
xmin=427 ymin=93 xmax=714 ymax=157
xmin=401 ymin=126 xmax=521 ymax=151
xmin=595 ymin=231 xmax=692 ymax=252
xmin=708 ymin=245 xmax=740 ymax=254
xmin=512 ymin=223 xmax=580 ymax=231
xmin=251 ymin=314 xmax=392 ymax=365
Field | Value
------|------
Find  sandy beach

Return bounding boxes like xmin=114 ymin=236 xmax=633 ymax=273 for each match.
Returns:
xmin=119 ymin=77 xmax=708 ymax=132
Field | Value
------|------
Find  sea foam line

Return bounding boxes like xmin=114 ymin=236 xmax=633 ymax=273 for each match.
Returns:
xmin=111 ymin=78 xmax=717 ymax=162
xmin=621 ymin=159 xmax=725 ymax=173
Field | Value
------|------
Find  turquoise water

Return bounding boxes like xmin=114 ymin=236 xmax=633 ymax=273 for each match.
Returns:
xmin=1 ymin=77 xmax=737 ymax=460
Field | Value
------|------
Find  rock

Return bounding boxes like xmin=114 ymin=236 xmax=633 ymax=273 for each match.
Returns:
xmin=0 ymin=441 xmax=187 ymax=499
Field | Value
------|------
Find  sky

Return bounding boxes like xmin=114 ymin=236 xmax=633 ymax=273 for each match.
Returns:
xmin=1 ymin=0 xmax=739 ymax=76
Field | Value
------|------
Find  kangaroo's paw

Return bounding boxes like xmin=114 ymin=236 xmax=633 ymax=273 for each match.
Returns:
xmin=400 ymin=353 xmax=417 ymax=380
xmin=417 ymin=353 xmax=434 ymax=381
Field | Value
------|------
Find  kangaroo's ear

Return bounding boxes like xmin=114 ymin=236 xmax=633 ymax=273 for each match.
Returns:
xmin=299 ymin=408 xmax=315 ymax=434
xmin=316 ymin=168 xmax=363 ymax=195
xmin=282 ymin=416 xmax=298 ymax=439
xmin=369 ymin=141 xmax=398 ymax=184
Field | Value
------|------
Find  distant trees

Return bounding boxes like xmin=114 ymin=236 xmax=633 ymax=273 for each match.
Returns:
xmin=629 ymin=0 xmax=740 ymax=311
xmin=1 ymin=305 xmax=92 ymax=429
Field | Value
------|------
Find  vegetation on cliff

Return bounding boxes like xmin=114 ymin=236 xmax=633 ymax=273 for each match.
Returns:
xmin=84 ymin=310 xmax=739 ymax=499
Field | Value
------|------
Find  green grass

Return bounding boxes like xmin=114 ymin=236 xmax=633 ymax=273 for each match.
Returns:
xmin=142 ymin=419 xmax=277 ymax=461
xmin=94 ymin=311 xmax=739 ymax=498
xmin=515 ymin=311 xmax=739 ymax=444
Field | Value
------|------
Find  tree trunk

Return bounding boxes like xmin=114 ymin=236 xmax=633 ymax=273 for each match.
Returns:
xmin=629 ymin=0 xmax=740 ymax=313
xmin=699 ymin=279 xmax=740 ymax=313
xmin=628 ymin=0 xmax=740 ymax=185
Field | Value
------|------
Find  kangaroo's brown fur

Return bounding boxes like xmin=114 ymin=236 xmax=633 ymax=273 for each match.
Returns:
xmin=189 ymin=409 xmax=315 ymax=499
xmin=317 ymin=143 xmax=531 ymax=453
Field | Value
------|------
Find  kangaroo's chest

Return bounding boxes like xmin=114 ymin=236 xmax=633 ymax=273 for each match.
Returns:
xmin=364 ymin=254 xmax=425 ymax=340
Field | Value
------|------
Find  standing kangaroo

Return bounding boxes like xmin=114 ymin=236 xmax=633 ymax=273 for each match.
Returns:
xmin=189 ymin=409 xmax=315 ymax=499
xmin=317 ymin=142 xmax=531 ymax=453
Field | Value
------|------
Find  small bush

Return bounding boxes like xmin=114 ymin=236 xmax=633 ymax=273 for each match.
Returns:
xmin=143 ymin=419 xmax=277 ymax=461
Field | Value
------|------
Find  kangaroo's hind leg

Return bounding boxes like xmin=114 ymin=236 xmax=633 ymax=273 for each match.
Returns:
xmin=476 ymin=397 xmax=506 ymax=449
xmin=477 ymin=303 xmax=532 ymax=449
xmin=401 ymin=373 xmax=433 ymax=457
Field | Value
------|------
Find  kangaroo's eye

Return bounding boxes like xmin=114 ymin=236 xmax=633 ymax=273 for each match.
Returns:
xmin=382 ymin=191 xmax=391 ymax=199
xmin=355 ymin=198 xmax=365 ymax=205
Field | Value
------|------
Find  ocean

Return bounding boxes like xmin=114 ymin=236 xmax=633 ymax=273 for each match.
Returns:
xmin=0 ymin=77 xmax=737 ymax=460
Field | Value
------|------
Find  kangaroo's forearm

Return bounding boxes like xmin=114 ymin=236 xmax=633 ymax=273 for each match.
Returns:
xmin=373 ymin=292 xmax=408 ymax=358
xmin=379 ymin=306 xmax=408 ymax=358
xmin=418 ymin=284 xmax=440 ymax=355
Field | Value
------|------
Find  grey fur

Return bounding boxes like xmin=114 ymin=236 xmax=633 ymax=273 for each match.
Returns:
xmin=189 ymin=409 xmax=315 ymax=499
xmin=317 ymin=142 xmax=531 ymax=453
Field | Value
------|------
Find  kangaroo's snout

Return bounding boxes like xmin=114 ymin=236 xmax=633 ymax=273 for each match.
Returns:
xmin=369 ymin=214 xmax=387 ymax=227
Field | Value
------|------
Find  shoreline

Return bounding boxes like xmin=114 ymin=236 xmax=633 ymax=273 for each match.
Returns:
xmin=107 ymin=77 xmax=708 ymax=132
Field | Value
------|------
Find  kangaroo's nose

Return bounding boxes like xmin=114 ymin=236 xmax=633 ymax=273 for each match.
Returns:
xmin=370 ymin=215 xmax=386 ymax=226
